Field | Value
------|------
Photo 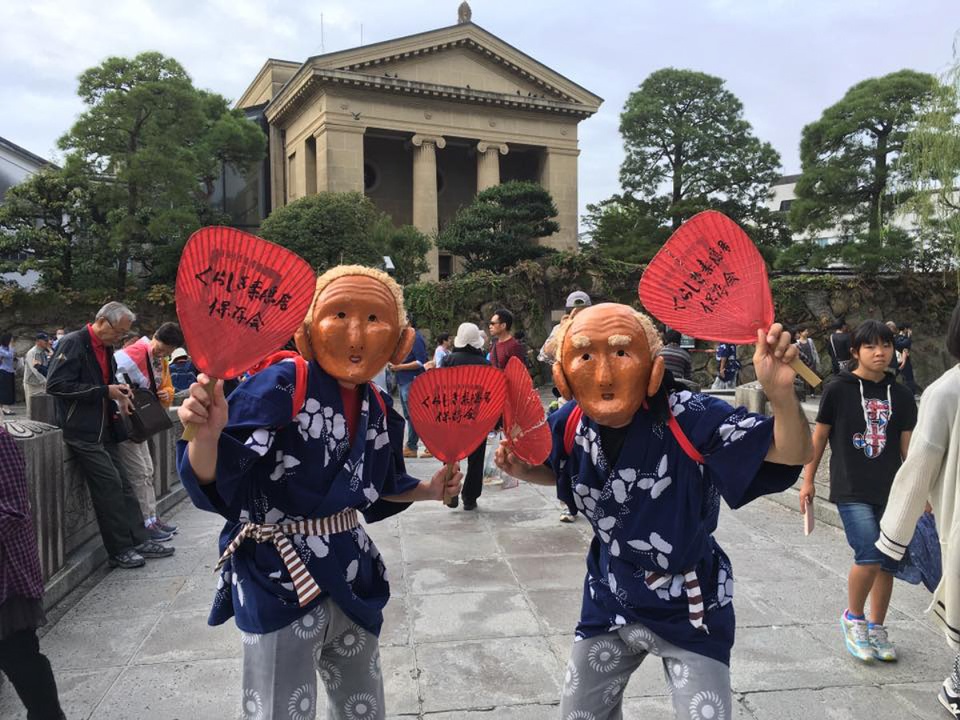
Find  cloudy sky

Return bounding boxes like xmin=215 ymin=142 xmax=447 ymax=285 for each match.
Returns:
xmin=3 ymin=0 xmax=958 ymax=222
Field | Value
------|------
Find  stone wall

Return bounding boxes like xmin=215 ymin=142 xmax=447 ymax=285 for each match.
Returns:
xmin=5 ymin=401 xmax=187 ymax=608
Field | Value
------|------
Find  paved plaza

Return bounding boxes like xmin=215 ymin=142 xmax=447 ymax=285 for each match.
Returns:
xmin=0 ymin=452 xmax=953 ymax=719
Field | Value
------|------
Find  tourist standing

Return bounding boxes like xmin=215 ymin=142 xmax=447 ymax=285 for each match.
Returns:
xmin=876 ymin=301 xmax=960 ymax=716
xmin=169 ymin=348 xmax=198 ymax=392
xmin=45 ymin=302 xmax=174 ymax=569
xmin=827 ymin=321 xmax=852 ymax=376
xmin=712 ymin=343 xmax=740 ymax=389
xmin=896 ymin=324 xmax=922 ymax=396
xmin=488 ymin=308 xmax=525 ymax=369
xmin=114 ymin=322 xmax=182 ymax=542
xmin=443 ymin=322 xmax=490 ymax=511
xmin=799 ymin=320 xmax=917 ymax=663
xmin=432 ymin=332 xmax=452 ymax=369
xmin=389 ymin=320 xmax=428 ymax=458
xmin=23 ymin=333 xmax=51 ymax=419
xmin=658 ymin=329 xmax=693 ymax=381
xmin=0 ymin=427 xmax=66 ymax=720
xmin=0 ymin=334 xmax=14 ymax=416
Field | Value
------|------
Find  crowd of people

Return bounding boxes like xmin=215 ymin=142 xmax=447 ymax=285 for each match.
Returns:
xmin=4 ymin=282 xmax=960 ymax=720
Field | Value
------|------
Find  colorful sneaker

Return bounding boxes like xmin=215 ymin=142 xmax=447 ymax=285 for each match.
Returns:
xmin=840 ymin=609 xmax=875 ymax=662
xmin=868 ymin=623 xmax=897 ymax=662
xmin=940 ymin=678 xmax=960 ymax=717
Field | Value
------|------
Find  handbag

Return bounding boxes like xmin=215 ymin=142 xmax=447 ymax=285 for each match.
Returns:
xmin=121 ymin=371 xmax=173 ymax=443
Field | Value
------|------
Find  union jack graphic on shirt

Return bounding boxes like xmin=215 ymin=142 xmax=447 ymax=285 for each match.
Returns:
xmin=852 ymin=398 xmax=890 ymax=459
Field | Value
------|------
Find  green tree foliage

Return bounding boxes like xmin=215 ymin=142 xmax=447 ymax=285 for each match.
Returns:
xmin=58 ymin=52 xmax=265 ymax=293
xmin=902 ymin=54 xmax=960 ymax=284
xmin=260 ymin=192 xmax=385 ymax=271
xmin=582 ymin=194 xmax=669 ymax=264
xmin=0 ymin=167 xmax=110 ymax=289
xmin=370 ymin=220 xmax=431 ymax=285
xmin=619 ymin=68 xmax=782 ymax=232
xmin=437 ymin=181 xmax=559 ymax=273
xmin=790 ymin=69 xmax=939 ymax=271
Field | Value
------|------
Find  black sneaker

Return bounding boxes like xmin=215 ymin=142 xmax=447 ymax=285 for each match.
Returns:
xmin=109 ymin=549 xmax=145 ymax=569
xmin=463 ymin=499 xmax=477 ymax=511
xmin=135 ymin=540 xmax=175 ymax=559
xmin=940 ymin=679 xmax=960 ymax=717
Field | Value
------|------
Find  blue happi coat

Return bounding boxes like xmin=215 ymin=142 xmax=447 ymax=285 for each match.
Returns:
xmin=177 ymin=360 xmax=420 ymax=636
xmin=548 ymin=389 xmax=800 ymax=665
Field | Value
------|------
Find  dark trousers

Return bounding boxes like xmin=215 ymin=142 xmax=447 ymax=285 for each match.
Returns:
xmin=0 ymin=628 xmax=64 ymax=720
xmin=65 ymin=438 xmax=148 ymax=556
xmin=461 ymin=440 xmax=487 ymax=504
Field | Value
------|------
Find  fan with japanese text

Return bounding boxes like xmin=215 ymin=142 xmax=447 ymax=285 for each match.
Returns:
xmin=502 ymin=356 xmax=551 ymax=466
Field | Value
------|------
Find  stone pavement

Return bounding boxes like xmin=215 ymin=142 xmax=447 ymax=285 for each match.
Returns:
xmin=1 ymin=452 xmax=954 ymax=719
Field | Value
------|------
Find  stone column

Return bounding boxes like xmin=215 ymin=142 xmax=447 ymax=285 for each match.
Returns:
xmin=539 ymin=146 xmax=581 ymax=251
xmin=268 ymin=124 xmax=285 ymax=210
xmin=315 ymin=122 xmax=365 ymax=193
xmin=476 ymin=141 xmax=508 ymax=192
xmin=412 ymin=134 xmax=446 ymax=280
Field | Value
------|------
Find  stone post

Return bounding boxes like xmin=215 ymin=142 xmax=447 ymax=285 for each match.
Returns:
xmin=539 ymin=146 xmax=581 ymax=251
xmin=476 ymin=141 xmax=508 ymax=192
xmin=315 ymin=122 xmax=365 ymax=193
xmin=412 ymin=134 xmax=446 ymax=280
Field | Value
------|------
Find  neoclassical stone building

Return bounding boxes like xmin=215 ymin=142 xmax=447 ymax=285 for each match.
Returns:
xmin=235 ymin=4 xmax=601 ymax=279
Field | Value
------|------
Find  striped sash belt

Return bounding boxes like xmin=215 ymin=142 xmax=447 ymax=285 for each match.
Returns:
xmin=214 ymin=509 xmax=360 ymax=608
xmin=644 ymin=568 xmax=708 ymax=634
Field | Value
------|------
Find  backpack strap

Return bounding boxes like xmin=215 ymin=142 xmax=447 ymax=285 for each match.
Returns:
xmin=561 ymin=399 xmax=704 ymax=464
xmin=290 ymin=355 xmax=308 ymax=421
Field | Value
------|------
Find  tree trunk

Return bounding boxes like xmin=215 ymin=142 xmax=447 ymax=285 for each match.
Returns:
xmin=671 ymin=143 xmax=684 ymax=230
xmin=868 ymin=133 xmax=889 ymax=246
xmin=61 ymin=236 xmax=72 ymax=289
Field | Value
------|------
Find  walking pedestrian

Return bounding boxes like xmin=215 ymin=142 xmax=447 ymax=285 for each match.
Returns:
xmin=896 ymin=324 xmax=922 ymax=396
xmin=658 ymin=329 xmax=693 ymax=382
xmin=711 ymin=342 xmax=740 ymax=390
xmin=799 ymin=320 xmax=917 ymax=663
xmin=114 ymin=322 xmax=182 ymax=542
xmin=876 ymin=300 xmax=960 ymax=715
xmin=443 ymin=322 xmax=490 ymax=511
xmin=23 ymin=333 xmax=51 ymax=419
xmin=0 ymin=334 xmax=15 ymax=415
xmin=46 ymin=302 xmax=175 ymax=569
xmin=488 ymin=308 xmax=525 ymax=369
xmin=827 ymin=321 xmax=852 ymax=376
xmin=388 ymin=319 xmax=428 ymax=458
xmin=169 ymin=348 xmax=198 ymax=392
xmin=432 ymin=333 xmax=451 ymax=369
xmin=0 ymin=427 xmax=66 ymax=720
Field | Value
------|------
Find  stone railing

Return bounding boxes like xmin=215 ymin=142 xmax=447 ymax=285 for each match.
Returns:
xmin=6 ymin=394 xmax=187 ymax=608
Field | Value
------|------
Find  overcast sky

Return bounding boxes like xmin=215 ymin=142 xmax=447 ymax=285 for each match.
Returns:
xmin=3 ymin=0 xmax=958 ymax=223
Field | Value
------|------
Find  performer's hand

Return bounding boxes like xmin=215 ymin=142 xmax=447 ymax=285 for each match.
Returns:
xmin=754 ymin=323 xmax=798 ymax=399
xmin=178 ymin=374 xmax=228 ymax=443
xmin=427 ymin=463 xmax=462 ymax=502
xmin=495 ymin=439 xmax=532 ymax=479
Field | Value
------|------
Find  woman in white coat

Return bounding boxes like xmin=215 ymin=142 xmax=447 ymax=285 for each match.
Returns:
xmin=877 ymin=299 xmax=960 ymax=718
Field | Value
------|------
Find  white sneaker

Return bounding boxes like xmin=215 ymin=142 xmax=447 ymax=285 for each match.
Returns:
xmin=868 ymin=623 xmax=897 ymax=662
xmin=840 ymin=610 xmax=875 ymax=663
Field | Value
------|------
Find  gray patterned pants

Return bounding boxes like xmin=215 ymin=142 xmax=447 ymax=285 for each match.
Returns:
xmin=240 ymin=598 xmax=384 ymax=720
xmin=559 ymin=624 xmax=732 ymax=720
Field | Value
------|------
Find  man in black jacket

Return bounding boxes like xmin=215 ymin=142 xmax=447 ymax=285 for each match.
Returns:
xmin=443 ymin=322 xmax=491 ymax=510
xmin=46 ymin=302 xmax=174 ymax=569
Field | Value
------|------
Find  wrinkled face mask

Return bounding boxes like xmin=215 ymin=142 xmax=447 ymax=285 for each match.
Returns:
xmin=556 ymin=303 xmax=663 ymax=428
xmin=308 ymin=276 xmax=405 ymax=385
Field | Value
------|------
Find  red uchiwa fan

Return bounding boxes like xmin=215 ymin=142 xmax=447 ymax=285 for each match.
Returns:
xmin=408 ymin=366 xmax=507 ymax=507
xmin=176 ymin=226 xmax=317 ymax=439
xmin=638 ymin=211 xmax=819 ymax=386
xmin=502 ymin=356 xmax=551 ymax=466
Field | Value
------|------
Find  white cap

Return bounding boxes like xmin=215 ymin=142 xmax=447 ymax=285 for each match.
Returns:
xmin=565 ymin=291 xmax=592 ymax=310
xmin=170 ymin=348 xmax=189 ymax=362
xmin=454 ymin=322 xmax=484 ymax=349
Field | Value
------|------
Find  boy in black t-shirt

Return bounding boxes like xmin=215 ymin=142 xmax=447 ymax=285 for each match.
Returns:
xmin=799 ymin=320 xmax=917 ymax=664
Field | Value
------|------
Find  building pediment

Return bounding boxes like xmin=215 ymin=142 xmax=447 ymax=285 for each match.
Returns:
xmin=263 ymin=22 xmax=602 ymax=124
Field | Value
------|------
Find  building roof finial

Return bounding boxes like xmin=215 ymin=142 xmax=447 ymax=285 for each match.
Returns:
xmin=457 ymin=1 xmax=472 ymax=24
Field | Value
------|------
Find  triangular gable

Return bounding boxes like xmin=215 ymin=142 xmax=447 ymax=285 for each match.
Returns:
xmin=304 ymin=22 xmax=601 ymax=109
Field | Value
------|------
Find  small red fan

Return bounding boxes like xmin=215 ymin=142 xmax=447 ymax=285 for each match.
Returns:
xmin=408 ymin=366 xmax=507 ymax=507
xmin=176 ymin=226 xmax=317 ymax=440
xmin=639 ymin=211 xmax=820 ymax=387
xmin=502 ymin=356 xmax=551 ymax=466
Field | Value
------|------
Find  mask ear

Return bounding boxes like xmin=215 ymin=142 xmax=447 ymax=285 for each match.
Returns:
xmin=552 ymin=361 xmax=573 ymax=400
xmin=294 ymin=324 xmax=315 ymax=361
xmin=647 ymin=355 xmax=665 ymax=398
xmin=390 ymin=327 xmax=416 ymax=364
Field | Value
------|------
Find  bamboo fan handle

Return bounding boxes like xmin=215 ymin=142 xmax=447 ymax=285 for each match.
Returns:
xmin=181 ymin=378 xmax=217 ymax=442
xmin=790 ymin=358 xmax=821 ymax=388
xmin=443 ymin=463 xmax=458 ymax=508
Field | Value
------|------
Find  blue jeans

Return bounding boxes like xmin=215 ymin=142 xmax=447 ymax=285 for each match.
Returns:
xmin=398 ymin=382 xmax=418 ymax=451
xmin=837 ymin=502 xmax=900 ymax=573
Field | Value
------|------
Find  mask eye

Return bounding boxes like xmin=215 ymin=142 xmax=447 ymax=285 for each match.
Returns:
xmin=617 ymin=349 xmax=627 ymax=357
xmin=368 ymin=314 xmax=378 ymax=322
xmin=337 ymin=312 xmax=346 ymax=319
xmin=581 ymin=353 xmax=591 ymax=361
